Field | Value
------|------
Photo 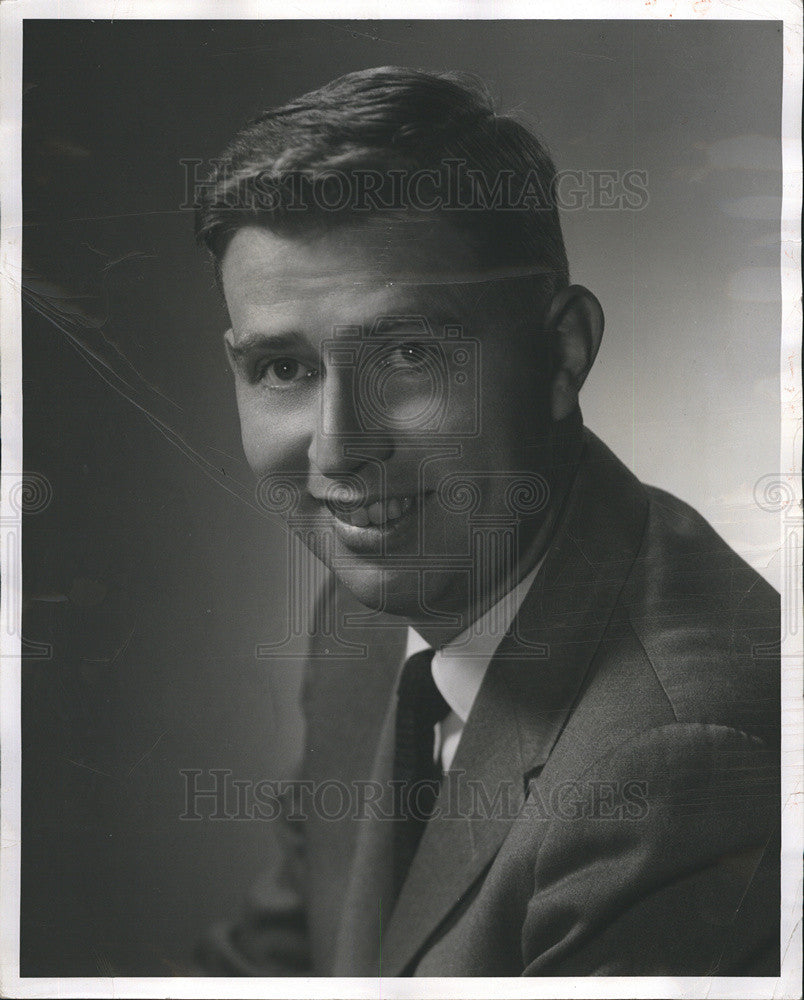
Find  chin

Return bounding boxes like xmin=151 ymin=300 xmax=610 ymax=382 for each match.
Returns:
xmin=332 ymin=564 xmax=465 ymax=627
xmin=327 ymin=564 xmax=425 ymax=618
xmin=325 ymin=563 xmax=393 ymax=614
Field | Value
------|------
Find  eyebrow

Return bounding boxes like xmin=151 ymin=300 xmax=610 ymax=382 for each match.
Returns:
xmin=366 ymin=316 xmax=446 ymax=336
xmin=228 ymin=331 xmax=308 ymax=358
xmin=229 ymin=313 xmax=460 ymax=358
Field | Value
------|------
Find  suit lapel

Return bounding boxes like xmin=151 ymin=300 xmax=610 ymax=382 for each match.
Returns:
xmin=330 ymin=677 xmax=398 ymax=975
xmin=379 ymin=429 xmax=650 ymax=975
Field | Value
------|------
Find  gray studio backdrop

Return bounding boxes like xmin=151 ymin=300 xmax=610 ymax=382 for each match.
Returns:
xmin=21 ymin=19 xmax=782 ymax=975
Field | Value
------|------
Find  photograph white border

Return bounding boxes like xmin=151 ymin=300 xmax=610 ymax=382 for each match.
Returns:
xmin=1 ymin=2 xmax=801 ymax=998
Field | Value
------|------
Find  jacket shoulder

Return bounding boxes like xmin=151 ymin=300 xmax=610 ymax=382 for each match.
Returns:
xmin=620 ymin=484 xmax=780 ymax=745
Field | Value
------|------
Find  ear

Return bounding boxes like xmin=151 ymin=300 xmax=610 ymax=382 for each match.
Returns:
xmin=223 ymin=328 xmax=237 ymax=374
xmin=542 ymin=285 xmax=604 ymax=421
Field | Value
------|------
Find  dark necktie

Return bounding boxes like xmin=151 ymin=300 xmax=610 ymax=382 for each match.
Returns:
xmin=392 ymin=647 xmax=451 ymax=900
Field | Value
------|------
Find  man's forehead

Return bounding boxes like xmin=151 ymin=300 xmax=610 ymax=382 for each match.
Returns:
xmin=223 ymin=219 xmax=478 ymax=279
xmin=224 ymin=227 xmax=483 ymax=317
xmin=227 ymin=226 xmax=542 ymax=310
xmin=229 ymin=275 xmax=475 ymax=331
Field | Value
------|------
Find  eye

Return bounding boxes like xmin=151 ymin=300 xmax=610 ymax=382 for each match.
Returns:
xmin=258 ymin=357 xmax=318 ymax=388
xmin=376 ymin=342 xmax=440 ymax=374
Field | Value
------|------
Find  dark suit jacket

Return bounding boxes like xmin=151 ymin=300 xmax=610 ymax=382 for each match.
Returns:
xmin=197 ymin=428 xmax=781 ymax=976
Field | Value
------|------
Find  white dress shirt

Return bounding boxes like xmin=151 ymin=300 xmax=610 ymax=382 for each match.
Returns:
xmin=403 ymin=561 xmax=542 ymax=770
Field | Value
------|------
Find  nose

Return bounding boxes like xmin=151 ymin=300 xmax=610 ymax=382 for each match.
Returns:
xmin=307 ymin=368 xmax=392 ymax=477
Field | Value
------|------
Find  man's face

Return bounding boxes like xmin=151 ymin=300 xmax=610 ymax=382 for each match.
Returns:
xmin=221 ymin=218 xmax=555 ymax=627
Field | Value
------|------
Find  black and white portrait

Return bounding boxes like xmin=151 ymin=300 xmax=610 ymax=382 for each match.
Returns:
xmin=1 ymin=4 xmax=801 ymax=997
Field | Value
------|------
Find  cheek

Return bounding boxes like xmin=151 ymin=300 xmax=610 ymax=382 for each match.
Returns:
xmin=483 ymin=349 xmax=550 ymax=430
xmin=236 ymin=391 xmax=310 ymax=475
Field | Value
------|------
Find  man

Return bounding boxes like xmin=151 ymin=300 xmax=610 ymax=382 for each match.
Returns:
xmin=193 ymin=66 xmax=780 ymax=976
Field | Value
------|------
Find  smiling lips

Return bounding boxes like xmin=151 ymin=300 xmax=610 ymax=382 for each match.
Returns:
xmin=326 ymin=494 xmax=415 ymax=528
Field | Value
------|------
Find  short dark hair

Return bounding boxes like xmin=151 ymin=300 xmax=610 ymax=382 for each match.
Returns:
xmin=195 ymin=66 xmax=570 ymax=304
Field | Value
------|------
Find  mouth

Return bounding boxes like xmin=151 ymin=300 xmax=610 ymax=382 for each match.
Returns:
xmin=325 ymin=494 xmax=414 ymax=528
xmin=320 ymin=491 xmax=431 ymax=552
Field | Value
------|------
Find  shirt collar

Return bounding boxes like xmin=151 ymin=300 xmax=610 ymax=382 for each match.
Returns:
xmin=404 ymin=559 xmax=542 ymax=724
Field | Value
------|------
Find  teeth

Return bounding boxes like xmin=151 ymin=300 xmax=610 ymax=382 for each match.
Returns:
xmin=367 ymin=501 xmax=385 ymax=526
xmin=350 ymin=506 xmax=370 ymax=527
xmin=335 ymin=494 xmax=416 ymax=528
